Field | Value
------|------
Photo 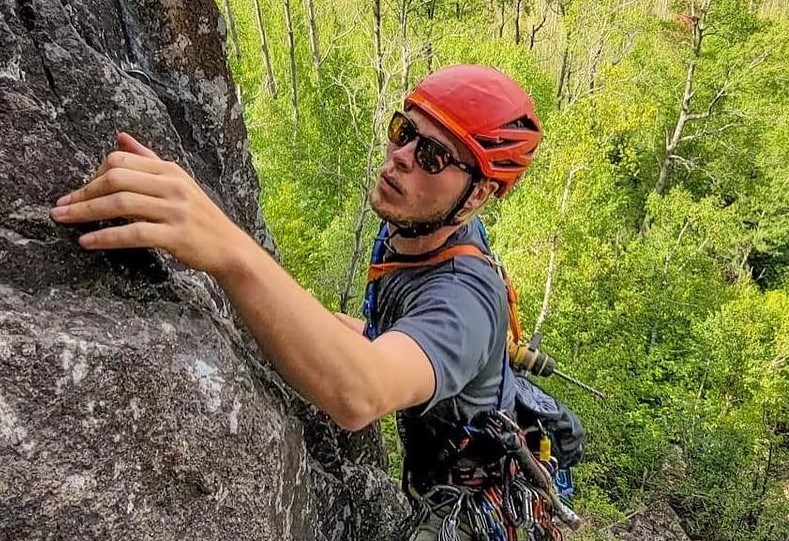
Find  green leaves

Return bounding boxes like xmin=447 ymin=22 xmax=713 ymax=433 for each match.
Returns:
xmin=218 ymin=0 xmax=789 ymax=537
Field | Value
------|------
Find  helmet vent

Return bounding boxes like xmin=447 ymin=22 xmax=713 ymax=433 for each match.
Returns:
xmin=506 ymin=116 xmax=539 ymax=132
xmin=474 ymin=115 xmax=540 ymax=150
xmin=475 ymin=137 xmax=510 ymax=150
xmin=492 ymin=159 xmax=521 ymax=169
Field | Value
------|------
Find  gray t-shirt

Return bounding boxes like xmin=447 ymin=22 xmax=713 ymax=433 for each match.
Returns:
xmin=375 ymin=222 xmax=517 ymax=423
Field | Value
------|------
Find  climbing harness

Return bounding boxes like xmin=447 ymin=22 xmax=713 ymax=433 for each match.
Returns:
xmin=400 ymin=409 xmax=580 ymax=541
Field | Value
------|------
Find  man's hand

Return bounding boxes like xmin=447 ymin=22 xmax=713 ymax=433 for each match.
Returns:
xmin=50 ymin=132 xmax=437 ymax=431
xmin=50 ymin=132 xmax=250 ymax=276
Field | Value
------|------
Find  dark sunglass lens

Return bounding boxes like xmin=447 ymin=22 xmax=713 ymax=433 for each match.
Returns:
xmin=389 ymin=114 xmax=416 ymax=147
xmin=416 ymin=139 xmax=449 ymax=174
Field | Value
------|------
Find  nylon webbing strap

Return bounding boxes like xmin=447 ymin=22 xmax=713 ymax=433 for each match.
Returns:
xmin=367 ymin=244 xmax=523 ymax=344
xmin=367 ymin=245 xmax=488 ymax=281
xmin=502 ymin=273 xmax=522 ymax=344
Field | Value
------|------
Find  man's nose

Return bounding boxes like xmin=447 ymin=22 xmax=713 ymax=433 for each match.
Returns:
xmin=388 ymin=140 xmax=417 ymax=172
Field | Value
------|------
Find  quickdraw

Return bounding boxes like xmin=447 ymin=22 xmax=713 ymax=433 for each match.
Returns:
xmin=404 ymin=410 xmax=580 ymax=541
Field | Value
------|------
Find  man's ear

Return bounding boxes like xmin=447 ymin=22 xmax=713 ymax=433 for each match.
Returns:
xmin=458 ymin=179 xmax=498 ymax=219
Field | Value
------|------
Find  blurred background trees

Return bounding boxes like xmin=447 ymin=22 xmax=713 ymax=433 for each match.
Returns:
xmin=218 ymin=1 xmax=788 ymax=538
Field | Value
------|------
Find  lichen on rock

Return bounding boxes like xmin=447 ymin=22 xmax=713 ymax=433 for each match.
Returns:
xmin=0 ymin=1 xmax=407 ymax=539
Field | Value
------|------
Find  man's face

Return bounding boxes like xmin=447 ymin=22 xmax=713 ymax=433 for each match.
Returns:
xmin=370 ymin=108 xmax=477 ymax=227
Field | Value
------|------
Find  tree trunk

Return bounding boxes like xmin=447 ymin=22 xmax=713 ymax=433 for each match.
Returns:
xmin=400 ymin=0 xmax=412 ymax=97
xmin=515 ymin=0 xmax=522 ymax=44
xmin=339 ymin=0 xmax=390 ymax=313
xmin=588 ymin=30 xmax=605 ymax=93
xmin=555 ymin=44 xmax=570 ymax=107
xmin=425 ymin=0 xmax=436 ymax=72
xmin=284 ymin=0 xmax=299 ymax=124
xmin=498 ymin=0 xmax=506 ymax=39
xmin=254 ymin=0 xmax=278 ymax=99
xmin=554 ymin=2 xmax=572 ymax=108
xmin=373 ymin=0 xmax=384 ymax=94
xmin=650 ymin=0 xmax=713 ymax=205
xmin=655 ymin=61 xmax=696 ymax=196
xmin=534 ymin=164 xmax=583 ymax=335
xmin=222 ymin=0 xmax=242 ymax=61
xmin=529 ymin=4 xmax=548 ymax=50
xmin=305 ymin=0 xmax=321 ymax=78
xmin=339 ymin=198 xmax=373 ymax=313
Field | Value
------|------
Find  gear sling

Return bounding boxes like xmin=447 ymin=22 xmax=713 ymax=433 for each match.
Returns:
xmin=362 ymin=218 xmax=582 ymax=541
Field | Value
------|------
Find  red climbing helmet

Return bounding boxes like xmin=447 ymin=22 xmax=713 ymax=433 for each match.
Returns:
xmin=405 ymin=65 xmax=542 ymax=196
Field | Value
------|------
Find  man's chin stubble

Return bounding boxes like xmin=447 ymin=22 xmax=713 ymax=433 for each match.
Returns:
xmin=370 ymin=185 xmax=448 ymax=225
xmin=370 ymin=203 xmax=445 ymax=226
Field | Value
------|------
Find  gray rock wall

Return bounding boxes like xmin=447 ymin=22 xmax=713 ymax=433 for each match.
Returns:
xmin=0 ymin=0 xmax=407 ymax=538
xmin=607 ymin=502 xmax=691 ymax=541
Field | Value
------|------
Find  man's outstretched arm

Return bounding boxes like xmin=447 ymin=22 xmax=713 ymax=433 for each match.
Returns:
xmin=214 ymin=233 xmax=435 ymax=430
xmin=50 ymin=133 xmax=434 ymax=431
xmin=335 ymin=312 xmax=366 ymax=334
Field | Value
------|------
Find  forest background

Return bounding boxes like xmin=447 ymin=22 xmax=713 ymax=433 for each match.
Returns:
xmin=216 ymin=0 xmax=788 ymax=539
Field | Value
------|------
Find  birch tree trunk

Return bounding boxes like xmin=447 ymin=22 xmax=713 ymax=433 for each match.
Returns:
xmin=534 ymin=165 xmax=584 ymax=335
xmin=305 ymin=0 xmax=321 ymax=78
xmin=498 ymin=0 xmax=506 ymax=39
xmin=338 ymin=0 xmax=389 ymax=312
xmin=400 ymin=0 xmax=412 ymax=97
xmin=284 ymin=0 xmax=299 ymax=124
xmin=373 ymin=0 xmax=384 ymax=94
xmin=222 ymin=0 xmax=242 ymax=61
xmin=654 ymin=0 xmax=711 ymax=197
xmin=254 ymin=0 xmax=278 ymax=99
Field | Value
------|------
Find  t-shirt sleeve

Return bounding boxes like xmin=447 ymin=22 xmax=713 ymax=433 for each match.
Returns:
xmin=387 ymin=270 xmax=500 ymax=415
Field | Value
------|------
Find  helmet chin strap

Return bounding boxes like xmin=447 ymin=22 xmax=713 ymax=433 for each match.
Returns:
xmin=388 ymin=177 xmax=479 ymax=239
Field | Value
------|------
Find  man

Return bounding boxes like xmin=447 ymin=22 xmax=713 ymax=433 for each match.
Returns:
xmin=50 ymin=64 xmax=542 ymax=540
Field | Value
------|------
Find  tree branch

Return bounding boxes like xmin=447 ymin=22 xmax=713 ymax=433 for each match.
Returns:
xmin=321 ymin=18 xmax=362 ymax=65
xmin=679 ymin=119 xmax=740 ymax=143
xmin=529 ymin=4 xmax=549 ymax=50
xmin=534 ymin=164 xmax=586 ymax=335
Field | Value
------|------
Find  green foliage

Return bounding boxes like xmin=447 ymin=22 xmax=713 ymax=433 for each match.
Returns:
xmin=219 ymin=0 xmax=789 ymax=537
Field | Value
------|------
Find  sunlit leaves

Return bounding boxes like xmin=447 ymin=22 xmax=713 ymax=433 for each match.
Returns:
xmin=218 ymin=1 xmax=789 ymax=537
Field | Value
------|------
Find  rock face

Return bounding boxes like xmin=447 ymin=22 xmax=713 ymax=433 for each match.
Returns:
xmin=0 ymin=0 xmax=408 ymax=539
xmin=608 ymin=502 xmax=691 ymax=541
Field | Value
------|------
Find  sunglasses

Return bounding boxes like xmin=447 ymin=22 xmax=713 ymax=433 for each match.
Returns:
xmin=387 ymin=112 xmax=477 ymax=175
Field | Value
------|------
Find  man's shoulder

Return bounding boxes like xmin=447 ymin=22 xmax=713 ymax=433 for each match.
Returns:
xmin=379 ymin=220 xmax=507 ymax=307
xmin=445 ymin=220 xmax=488 ymax=251
xmin=440 ymin=224 xmax=504 ymax=286
xmin=402 ymin=254 xmax=506 ymax=317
